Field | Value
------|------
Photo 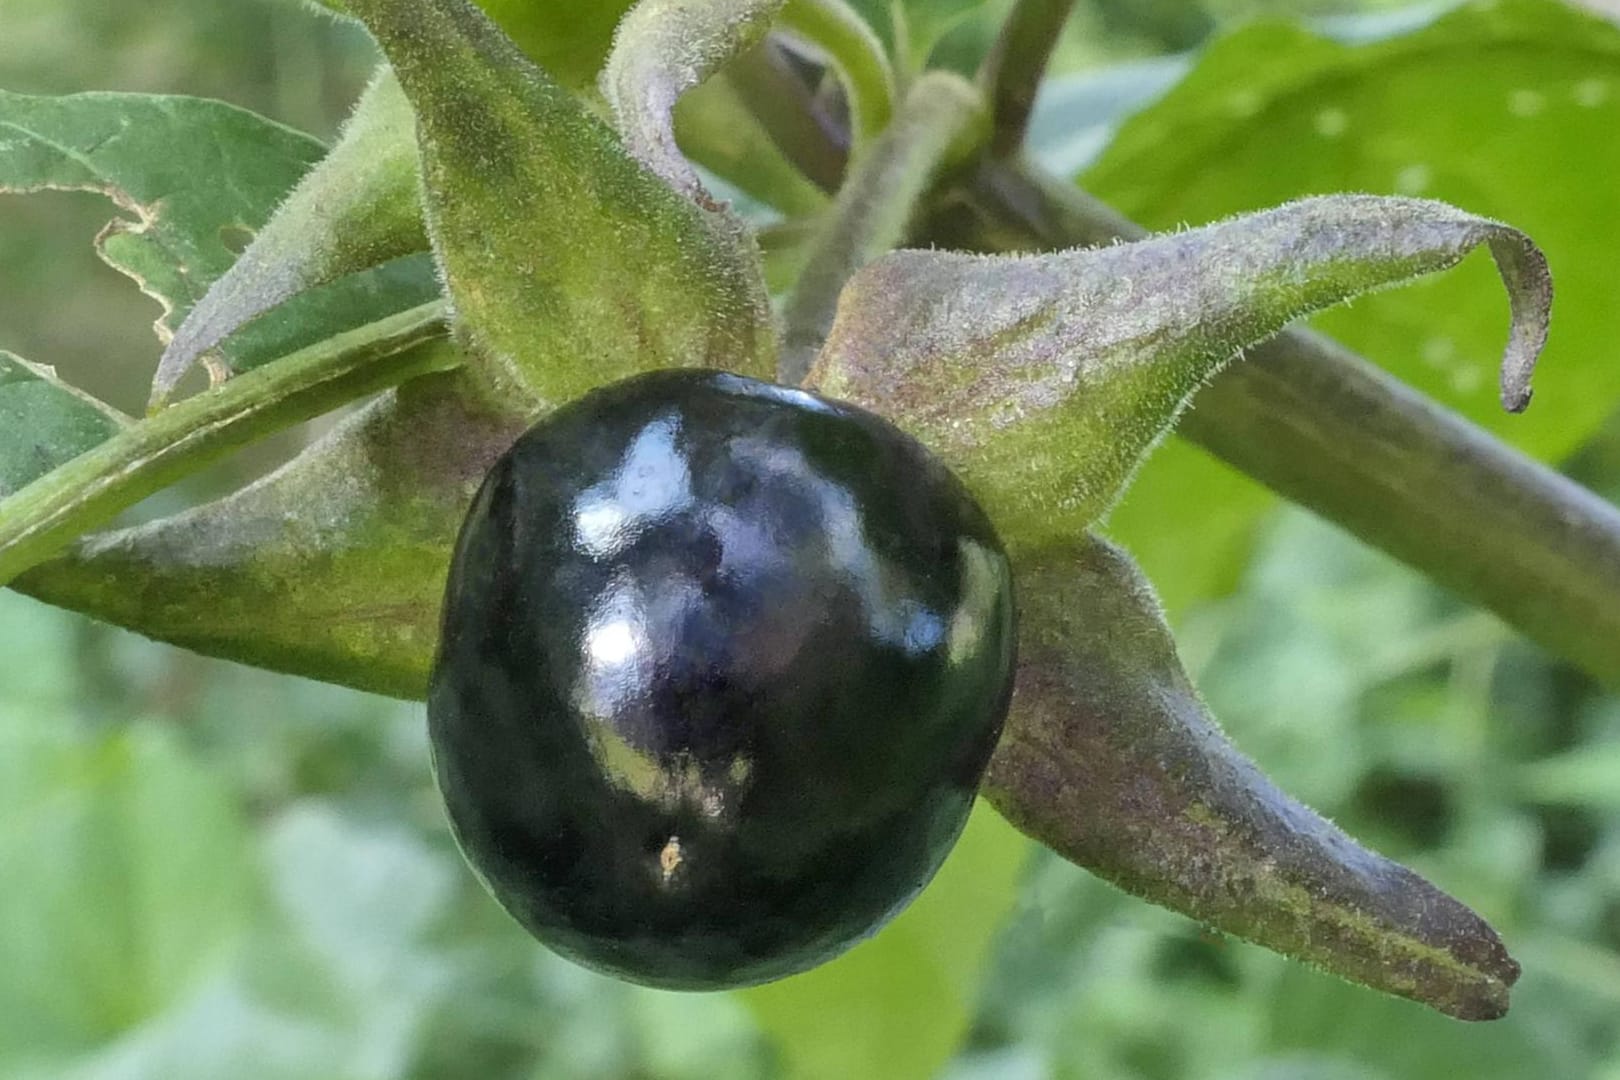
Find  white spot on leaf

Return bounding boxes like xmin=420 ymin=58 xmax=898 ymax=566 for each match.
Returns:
xmin=1574 ymin=79 xmax=1610 ymax=108
xmin=1422 ymin=337 xmax=1456 ymax=368
xmin=1314 ymin=108 xmax=1348 ymax=137
xmin=1228 ymin=90 xmax=1262 ymax=118
xmin=1395 ymin=164 xmax=1432 ymax=194
xmin=1509 ymin=89 xmax=1545 ymax=117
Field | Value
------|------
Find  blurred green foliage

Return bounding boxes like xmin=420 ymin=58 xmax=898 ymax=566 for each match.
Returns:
xmin=4 ymin=0 xmax=1620 ymax=1077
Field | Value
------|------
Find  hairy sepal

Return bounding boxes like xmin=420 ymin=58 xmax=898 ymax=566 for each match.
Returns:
xmin=808 ymin=195 xmax=1551 ymax=550
xmin=346 ymin=0 xmax=778 ymax=409
xmin=988 ymin=535 xmax=1521 ymax=1020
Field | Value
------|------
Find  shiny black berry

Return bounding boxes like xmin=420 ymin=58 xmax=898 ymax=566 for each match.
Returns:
xmin=428 ymin=369 xmax=1015 ymax=989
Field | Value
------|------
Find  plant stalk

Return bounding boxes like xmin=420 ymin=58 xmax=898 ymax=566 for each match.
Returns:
xmin=778 ymin=71 xmax=984 ymax=383
xmin=979 ymin=0 xmax=1077 ymax=157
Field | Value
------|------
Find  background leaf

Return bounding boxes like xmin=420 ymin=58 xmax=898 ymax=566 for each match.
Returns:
xmin=0 ymin=697 xmax=253 ymax=1063
xmin=1024 ymin=54 xmax=1191 ymax=178
xmin=1082 ymin=0 xmax=1620 ymax=609
xmin=150 ymin=69 xmax=432 ymax=404
xmin=0 ymin=90 xmax=440 ymax=387
xmin=0 ymin=352 xmax=129 ymax=498
xmin=0 ymin=92 xmax=321 ymax=356
xmin=743 ymin=804 xmax=1030 ymax=1080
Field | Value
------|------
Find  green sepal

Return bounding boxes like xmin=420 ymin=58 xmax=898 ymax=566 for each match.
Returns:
xmin=15 ymin=364 xmax=517 ymax=700
xmin=807 ymin=195 xmax=1550 ymax=550
xmin=345 ymin=0 xmax=778 ymax=409
xmin=987 ymin=534 xmax=1521 ymax=1020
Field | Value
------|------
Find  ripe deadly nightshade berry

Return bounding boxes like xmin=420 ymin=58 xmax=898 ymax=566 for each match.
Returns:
xmin=428 ymin=370 xmax=1015 ymax=988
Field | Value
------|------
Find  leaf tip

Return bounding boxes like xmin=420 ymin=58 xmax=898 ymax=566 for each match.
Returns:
xmin=1484 ymin=226 xmax=1552 ymax=416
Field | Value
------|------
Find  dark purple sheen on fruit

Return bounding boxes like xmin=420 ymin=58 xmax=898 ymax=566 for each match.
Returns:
xmin=428 ymin=369 xmax=1015 ymax=988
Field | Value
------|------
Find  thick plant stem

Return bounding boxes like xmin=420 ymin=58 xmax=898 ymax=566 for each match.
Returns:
xmin=930 ymin=157 xmax=1620 ymax=687
xmin=979 ymin=0 xmax=1077 ymax=157
xmin=778 ymin=71 xmax=984 ymax=383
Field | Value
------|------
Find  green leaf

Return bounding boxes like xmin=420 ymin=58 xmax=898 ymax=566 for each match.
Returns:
xmin=150 ymin=68 xmax=429 ymax=406
xmin=1077 ymin=0 xmax=1620 ymax=605
xmin=986 ymin=534 xmax=1519 ymax=1021
xmin=808 ymin=194 xmax=1549 ymax=552
xmin=0 ymin=89 xmax=441 ymax=401
xmin=1024 ymin=55 xmax=1190 ymax=177
xmin=0 ymin=351 xmax=130 ymax=499
xmin=0 ymin=304 xmax=452 ymax=587
xmin=743 ymin=802 xmax=1030 ymax=1079
xmin=0 ymin=716 xmax=253 ymax=1057
xmin=0 ymin=90 xmax=323 ymax=358
xmin=1084 ymin=0 xmax=1617 ymax=459
xmin=347 ymin=0 xmax=778 ymax=409
xmin=264 ymin=805 xmax=456 ymax=995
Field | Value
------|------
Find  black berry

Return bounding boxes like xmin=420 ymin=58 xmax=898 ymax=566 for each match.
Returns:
xmin=428 ymin=370 xmax=1015 ymax=988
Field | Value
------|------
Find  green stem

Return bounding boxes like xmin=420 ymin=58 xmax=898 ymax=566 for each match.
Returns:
xmin=778 ymin=71 xmax=985 ymax=384
xmin=779 ymin=0 xmax=896 ymax=150
xmin=941 ymin=157 xmax=1620 ymax=687
xmin=723 ymin=43 xmax=850 ymax=190
xmin=0 ymin=302 xmax=452 ymax=587
xmin=979 ymin=0 xmax=1077 ymax=157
